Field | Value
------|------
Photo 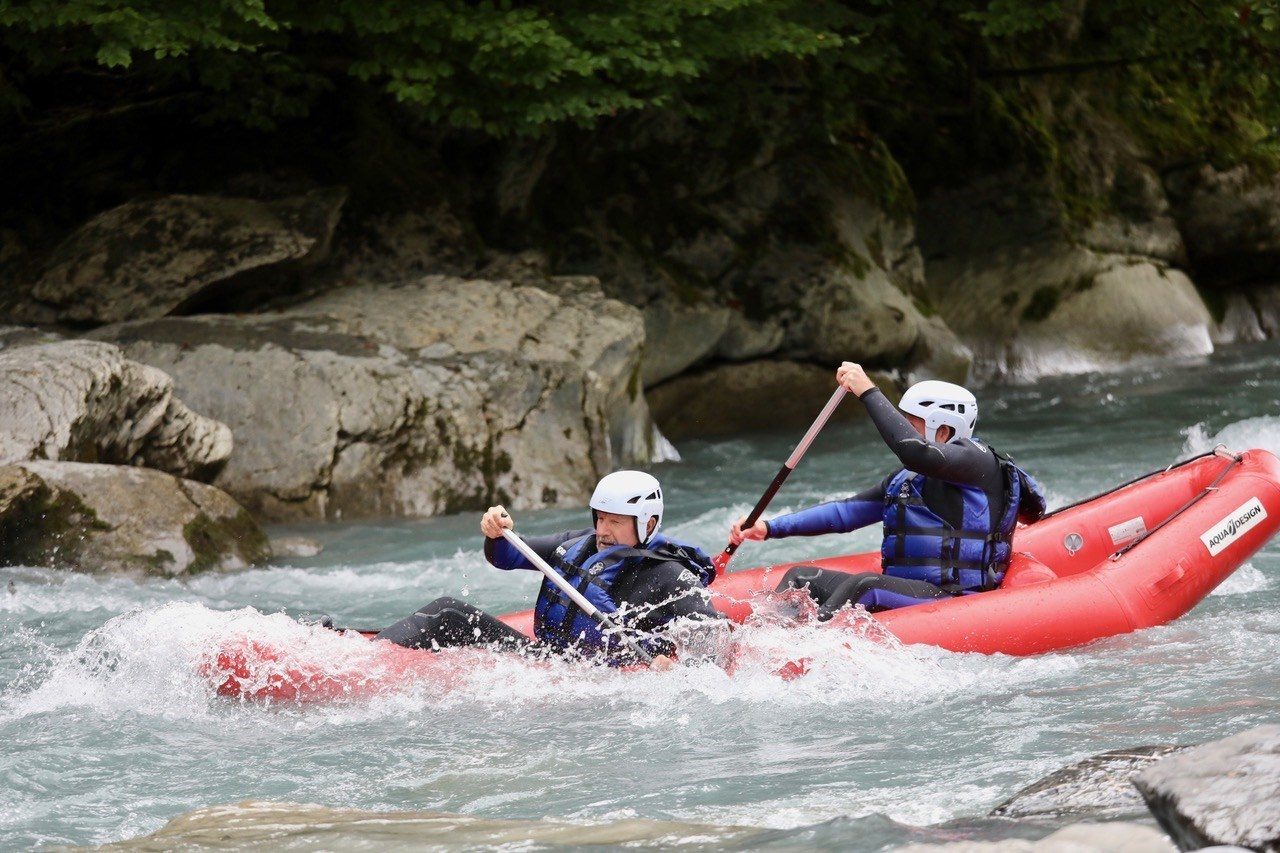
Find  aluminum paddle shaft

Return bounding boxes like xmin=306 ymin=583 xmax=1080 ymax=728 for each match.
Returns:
xmin=499 ymin=528 xmax=654 ymax=665
xmin=713 ymin=386 xmax=848 ymax=574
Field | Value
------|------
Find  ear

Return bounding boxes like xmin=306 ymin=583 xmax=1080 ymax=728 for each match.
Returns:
xmin=937 ymin=425 xmax=954 ymax=443
xmin=646 ymin=517 xmax=658 ymax=536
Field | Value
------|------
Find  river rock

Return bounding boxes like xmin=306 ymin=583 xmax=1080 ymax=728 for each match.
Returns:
xmin=93 ymin=311 xmax=614 ymax=522
xmin=647 ymin=359 xmax=892 ymax=441
xmin=530 ymin=126 xmax=972 ymax=388
xmin=0 ymin=461 xmax=269 ymax=576
xmin=892 ymin=822 xmax=1174 ymax=852
xmin=991 ymin=746 xmax=1189 ymax=820
xmin=0 ymin=340 xmax=232 ymax=480
xmin=282 ymin=274 xmax=659 ymax=465
xmin=27 ymin=188 xmax=347 ymax=325
xmin=1134 ymin=724 xmax=1280 ymax=851
xmin=918 ymin=173 xmax=1213 ymax=383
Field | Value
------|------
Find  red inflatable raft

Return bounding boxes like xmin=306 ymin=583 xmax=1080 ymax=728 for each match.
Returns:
xmin=210 ymin=448 xmax=1280 ymax=701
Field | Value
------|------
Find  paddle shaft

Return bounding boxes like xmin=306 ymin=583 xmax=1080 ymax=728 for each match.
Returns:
xmin=715 ymin=386 xmax=848 ymax=571
xmin=500 ymin=528 xmax=655 ymax=665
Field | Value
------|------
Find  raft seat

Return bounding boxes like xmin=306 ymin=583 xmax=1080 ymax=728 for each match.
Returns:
xmin=1000 ymin=553 xmax=1058 ymax=588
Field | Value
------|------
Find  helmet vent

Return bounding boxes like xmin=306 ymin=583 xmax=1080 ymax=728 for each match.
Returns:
xmin=626 ymin=495 xmax=641 ymax=504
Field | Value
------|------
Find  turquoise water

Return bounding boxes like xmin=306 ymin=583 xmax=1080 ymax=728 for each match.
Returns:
xmin=3 ymin=342 xmax=1279 ymax=849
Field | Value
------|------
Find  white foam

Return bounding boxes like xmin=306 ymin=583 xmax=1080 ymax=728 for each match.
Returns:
xmin=1211 ymin=563 xmax=1270 ymax=596
xmin=1182 ymin=415 xmax=1280 ymax=458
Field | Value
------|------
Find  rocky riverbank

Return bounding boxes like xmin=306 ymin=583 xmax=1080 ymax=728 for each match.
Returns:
xmin=5 ymin=92 xmax=1280 ymax=570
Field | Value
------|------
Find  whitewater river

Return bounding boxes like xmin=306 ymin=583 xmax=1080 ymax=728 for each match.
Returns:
xmin=3 ymin=342 xmax=1279 ymax=849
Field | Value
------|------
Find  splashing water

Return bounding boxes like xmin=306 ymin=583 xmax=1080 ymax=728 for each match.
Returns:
xmin=2 ymin=341 xmax=1280 ymax=848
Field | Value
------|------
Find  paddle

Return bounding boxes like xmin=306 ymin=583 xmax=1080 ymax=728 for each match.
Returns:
xmin=712 ymin=386 xmax=848 ymax=575
xmin=500 ymin=528 xmax=656 ymax=665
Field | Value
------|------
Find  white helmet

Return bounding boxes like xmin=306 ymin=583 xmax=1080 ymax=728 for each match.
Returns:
xmin=898 ymin=380 xmax=978 ymax=443
xmin=590 ymin=470 xmax=663 ymax=545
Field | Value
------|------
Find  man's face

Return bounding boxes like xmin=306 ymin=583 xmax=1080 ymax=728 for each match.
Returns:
xmin=595 ymin=510 xmax=640 ymax=547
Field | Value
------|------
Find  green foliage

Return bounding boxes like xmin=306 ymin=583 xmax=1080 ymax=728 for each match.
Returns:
xmin=3 ymin=0 xmax=1280 ymax=200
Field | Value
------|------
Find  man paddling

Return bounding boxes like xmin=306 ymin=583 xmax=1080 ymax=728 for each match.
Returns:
xmin=729 ymin=362 xmax=1047 ymax=617
xmin=376 ymin=471 xmax=724 ymax=667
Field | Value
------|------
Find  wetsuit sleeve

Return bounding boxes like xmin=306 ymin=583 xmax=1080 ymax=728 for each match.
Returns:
xmin=483 ymin=528 xmax=591 ymax=571
xmin=860 ymin=388 xmax=992 ymax=486
xmin=764 ymin=480 xmax=888 ymax=539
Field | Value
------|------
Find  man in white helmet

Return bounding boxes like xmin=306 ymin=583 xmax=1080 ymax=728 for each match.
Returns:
xmin=729 ymin=362 xmax=1046 ymax=617
xmin=376 ymin=471 xmax=724 ymax=667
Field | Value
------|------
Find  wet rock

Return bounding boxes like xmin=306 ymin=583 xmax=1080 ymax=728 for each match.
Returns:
xmin=991 ymin=745 xmax=1189 ymax=820
xmin=648 ymin=359 xmax=894 ymax=441
xmin=0 ymin=461 xmax=270 ymax=576
xmin=0 ymin=324 xmax=62 ymax=351
xmin=892 ymin=821 xmax=1174 ymax=852
xmin=918 ymin=173 xmax=1212 ymax=383
xmin=270 ymin=535 xmax=323 ymax=558
xmin=93 ymin=308 xmax=615 ymax=522
xmin=1134 ymin=724 xmax=1280 ymax=851
xmin=27 ymin=188 xmax=347 ymax=324
xmin=0 ymin=340 xmax=232 ymax=481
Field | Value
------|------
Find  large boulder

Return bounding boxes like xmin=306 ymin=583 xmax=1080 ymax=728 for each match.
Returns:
xmin=92 ymin=302 xmax=621 ymax=521
xmin=525 ymin=123 xmax=972 ymax=390
xmin=286 ymin=275 xmax=657 ymax=463
xmin=1134 ymin=724 xmax=1280 ymax=851
xmin=990 ymin=746 xmax=1189 ymax=820
xmin=0 ymin=340 xmax=232 ymax=480
xmin=25 ymin=188 xmax=346 ymax=325
xmin=918 ymin=172 xmax=1213 ymax=383
xmin=0 ymin=461 xmax=269 ymax=576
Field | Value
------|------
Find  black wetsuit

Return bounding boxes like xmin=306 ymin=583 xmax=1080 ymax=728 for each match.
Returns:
xmin=376 ymin=529 xmax=722 ymax=660
xmin=771 ymin=388 xmax=1013 ymax=616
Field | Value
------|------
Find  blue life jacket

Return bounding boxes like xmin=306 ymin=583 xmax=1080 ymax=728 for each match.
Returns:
xmin=534 ymin=532 xmax=715 ymax=654
xmin=881 ymin=441 xmax=1046 ymax=592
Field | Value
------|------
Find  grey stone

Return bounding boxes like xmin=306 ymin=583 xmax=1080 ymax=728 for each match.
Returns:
xmin=1134 ymin=724 xmax=1280 ymax=852
xmin=29 ymin=188 xmax=347 ymax=324
xmin=919 ymin=176 xmax=1213 ymax=383
xmin=92 ymin=307 xmax=616 ymax=522
xmin=0 ymin=340 xmax=232 ymax=480
xmin=991 ymin=746 xmax=1189 ymax=820
xmin=0 ymin=461 xmax=270 ymax=576
xmin=284 ymin=275 xmax=657 ymax=466
xmin=892 ymin=822 xmax=1174 ymax=852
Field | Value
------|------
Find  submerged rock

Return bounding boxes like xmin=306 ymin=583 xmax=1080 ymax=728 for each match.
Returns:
xmin=27 ymin=188 xmax=347 ymax=324
xmin=991 ymin=745 xmax=1189 ymax=820
xmin=101 ymin=800 xmax=760 ymax=850
xmin=0 ymin=340 xmax=232 ymax=481
xmin=270 ymin=535 xmax=323 ymax=558
xmin=93 ymin=305 xmax=617 ymax=522
xmin=0 ymin=461 xmax=269 ymax=576
xmin=1134 ymin=724 xmax=1280 ymax=852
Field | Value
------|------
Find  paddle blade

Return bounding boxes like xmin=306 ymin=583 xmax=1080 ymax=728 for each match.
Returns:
xmin=712 ymin=546 xmax=734 ymax=576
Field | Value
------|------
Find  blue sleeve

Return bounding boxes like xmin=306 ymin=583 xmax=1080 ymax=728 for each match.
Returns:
xmin=483 ymin=529 xmax=591 ymax=571
xmin=765 ymin=481 xmax=887 ymax=539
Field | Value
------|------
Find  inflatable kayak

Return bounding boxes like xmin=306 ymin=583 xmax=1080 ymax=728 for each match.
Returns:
xmin=210 ymin=447 xmax=1280 ymax=701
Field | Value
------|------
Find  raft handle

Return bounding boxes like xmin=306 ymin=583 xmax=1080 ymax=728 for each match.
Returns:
xmin=1109 ymin=451 xmax=1243 ymax=561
